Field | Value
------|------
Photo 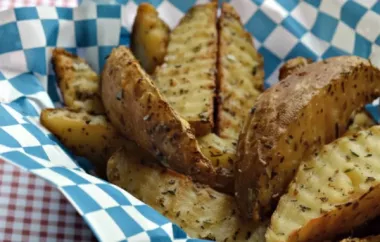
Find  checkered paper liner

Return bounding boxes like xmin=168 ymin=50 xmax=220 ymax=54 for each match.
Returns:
xmin=0 ymin=0 xmax=380 ymax=241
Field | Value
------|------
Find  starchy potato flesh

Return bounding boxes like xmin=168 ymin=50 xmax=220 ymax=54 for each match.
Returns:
xmin=52 ymin=48 xmax=104 ymax=114
xmin=198 ymin=133 xmax=236 ymax=192
xmin=101 ymin=46 xmax=223 ymax=189
xmin=235 ymin=56 xmax=380 ymax=220
xmin=346 ymin=111 xmax=376 ymax=136
xmin=131 ymin=3 xmax=170 ymax=74
xmin=107 ymin=147 xmax=267 ymax=242
xmin=266 ymin=126 xmax=380 ymax=242
xmin=40 ymin=108 xmax=125 ymax=178
xmin=153 ymin=3 xmax=217 ymax=136
xmin=341 ymin=235 xmax=380 ymax=242
xmin=216 ymin=3 xmax=263 ymax=141
xmin=279 ymin=57 xmax=313 ymax=81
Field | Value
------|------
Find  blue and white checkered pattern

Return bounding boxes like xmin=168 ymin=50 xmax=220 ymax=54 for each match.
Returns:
xmin=0 ymin=0 xmax=379 ymax=241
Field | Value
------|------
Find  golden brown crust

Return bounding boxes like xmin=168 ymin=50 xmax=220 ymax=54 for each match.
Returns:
xmin=52 ymin=48 xmax=104 ymax=114
xmin=235 ymin=56 xmax=380 ymax=221
xmin=279 ymin=57 xmax=313 ymax=81
xmin=131 ymin=3 xmax=170 ymax=74
xmin=100 ymin=46 xmax=227 ymax=190
xmin=341 ymin=235 xmax=380 ymax=242
xmin=216 ymin=3 xmax=264 ymax=141
xmin=107 ymin=147 xmax=267 ymax=242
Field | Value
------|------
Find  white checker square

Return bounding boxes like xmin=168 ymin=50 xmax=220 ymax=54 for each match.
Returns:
xmin=229 ymin=0 xmax=258 ymax=24
xmin=264 ymin=26 xmax=298 ymax=58
xmin=72 ymin=170 xmax=102 ymax=184
xmin=42 ymin=145 xmax=79 ymax=169
xmin=77 ymin=47 xmax=99 ymax=73
xmin=301 ymin=32 xmax=330 ymax=56
xmin=121 ymin=0 xmax=138 ymax=32
xmin=266 ymin=66 xmax=280 ymax=87
xmin=33 ymin=72 xmax=47 ymax=91
xmin=319 ymin=0 xmax=343 ymax=19
xmin=157 ymin=0 xmax=184 ymax=29
xmin=57 ymin=20 xmax=76 ymax=47
xmin=195 ymin=0 xmax=210 ymax=4
xmin=37 ymin=6 xmax=58 ymax=19
xmin=161 ymin=222 xmax=175 ymax=239
xmin=73 ymin=2 xmax=97 ymax=20
xmin=97 ymin=19 xmax=120 ymax=46
xmin=0 ymin=8 xmax=16 ymax=25
xmin=2 ymin=125 xmax=40 ymax=147
xmin=85 ymin=210 xmax=126 ymax=242
xmin=0 ymin=81 xmax=22 ymax=103
xmin=2 ymin=105 xmax=27 ymax=124
xmin=291 ymin=1 xmax=318 ymax=29
xmin=370 ymin=45 xmax=380 ymax=68
xmin=253 ymin=37 xmax=261 ymax=50
xmin=356 ymin=10 xmax=380 ymax=42
xmin=79 ymin=184 xmax=119 ymax=209
xmin=122 ymin=206 xmax=160 ymax=231
xmin=354 ymin=0 xmax=377 ymax=8
xmin=0 ymin=145 xmax=21 ymax=154
xmin=33 ymin=168 xmax=76 ymax=186
xmin=331 ymin=22 xmax=355 ymax=54
xmin=27 ymin=91 xmax=54 ymax=109
xmin=17 ymin=20 xmax=46 ymax=49
xmin=127 ymin=232 xmax=152 ymax=242
xmin=260 ymin=0 xmax=289 ymax=24
xmin=0 ymin=50 xmax=28 ymax=79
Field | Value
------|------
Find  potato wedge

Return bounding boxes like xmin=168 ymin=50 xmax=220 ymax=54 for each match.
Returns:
xmin=216 ymin=3 xmax=264 ymax=141
xmin=131 ymin=3 xmax=170 ymax=74
xmin=153 ymin=2 xmax=218 ymax=136
xmin=198 ymin=133 xmax=236 ymax=193
xmin=40 ymin=108 xmax=125 ymax=178
xmin=101 ymin=46 xmax=224 ymax=189
xmin=107 ymin=147 xmax=267 ymax=242
xmin=235 ymin=56 xmax=380 ymax=220
xmin=52 ymin=48 xmax=104 ymax=114
xmin=341 ymin=235 xmax=380 ymax=242
xmin=279 ymin=57 xmax=312 ymax=81
xmin=266 ymin=126 xmax=380 ymax=242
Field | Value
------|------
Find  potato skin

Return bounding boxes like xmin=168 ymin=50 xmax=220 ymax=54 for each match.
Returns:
xmin=40 ymin=108 xmax=126 ymax=178
xmin=100 ymin=46 xmax=224 ymax=190
xmin=279 ymin=57 xmax=312 ymax=81
xmin=107 ymin=147 xmax=267 ymax=242
xmin=131 ymin=3 xmax=170 ymax=74
xmin=235 ymin=56 xmax=380 ymax=220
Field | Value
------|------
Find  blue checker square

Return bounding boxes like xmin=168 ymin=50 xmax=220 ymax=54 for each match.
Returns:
xmin=322 ymin=46 xmax=349 ymax=59
xmin=276 ymin=0 xmax=298 ymax=11
xmin=75 ymin=20 xmax=97 ymax=47
xmin=56 ymin=7 xmax=73 ymax=20
xmin=25 ymin=48 xmax=46 ymax=75
xmin=116 ymin=0 xmax=128 ymax=4
xmin=282 ymin=15 xmax=307 ymax=38
xmin=373 ymin=1 xmax=380 ymax=14
xmin=97 ymin=184 xmax=131 ymax=206
xmin=354 ymin=33 xmax=372 ymax=58
xmin=341 ymin=1 xmax=367 ymax=29
xmin=258 ymin=47 xmax=281 ymax=86
xmin=63 ymin=185 xmax=102 ymax=214
xmin=286 ymin=42 xmax=318 ymax=62
xmin=246 ymin=10 xmax=277 ymax=42
xmin=147 ymin=227 xmax=171 ymax=242
xmin=135 ymin=0 xmax=164 ymax=8
xmin=366 ymin=103 xmax=380 ymax=123
xmin=172 ymin=224 xmax=187 ymax=239
xmin=119 ymin=27 xmax=130 ymax=46
xmin=375 ymin=35 xmax=380 ymax=46
xmin=97 ymin=5 xmax=121 ymax=18
xmin=0 ymin=130 xmax=21 ymax=148
xmin=41 ymin=20 xmax=59 ymax=46
xmin=106 ymin=206 xmax=144 ymax=237
xmin=98 ymin=46 xmax=113 ymax=71
xmin=15 ymin=7 xmax=39 ymax=21
xmin=24 ymin=146 xmax=49 ymax=160
xmin=311 ymin=12 xmax=339 ymax=42
xmin=0 ymin=71 xmax=5 ymax=80
xmin=21 ymin=123 xmax=54 ymax=145
xmin=9 ymin=97 xmax=39 ymax=117
xmin=304 ymin=0 xmax=320 ymax=8
xmin=0 ymin=105 xmax=18 ymax=126
xmin=2 ymin=151 xmax=44 ymax=169
xmin=252 ymin=0 xmax=264 ymax=5
xmin=51 ymin=167 xmax=91 ymax=184
xmin=8 ymin=73 xmax=45 ymax=95
xmin=0 ymin=22 xmax=23 ymax=54
xmin=47 ymin=75 xmax=61 ymax=103
xmin=168 ymin=0 xmax=195 ymax=12
xmin=135 ymin=205 xmax=169 ymax=226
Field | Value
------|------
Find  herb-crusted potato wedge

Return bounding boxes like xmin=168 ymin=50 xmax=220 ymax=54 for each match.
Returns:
xmin=279 ymin=57 xmax=312 ymax=80
xmin=235 ymin=56 xmax=380 ymax=220
xmin=40 ymin=108 xmax=125 ymax=178
xmin=153 ymin=3 xmax=218 ymax=136
xmin=266 ymin=126 xmax=380 ymax=242
xmin=216 ymin=3 xmax=264 ymax=141
xmin=107 ymin=147 xmax=267 ymax=242
xmin=101 ymin=46 xmax=222 ymax=189
xmin=198 ymin=133 xmax=236 ymax=193
xmin=131 ymin=3 xmax=170 ymax=74
xmin=52 ymin=48 xmax=104 ymax=114
xmin=341 ymin=235 xmax=380 ymax=242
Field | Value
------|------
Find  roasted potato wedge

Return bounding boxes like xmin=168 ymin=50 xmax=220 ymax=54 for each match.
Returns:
xmin=52 ymin=48 xmax=104 ymax=114
xmin=107 ymin=147 xmax=267 ymax=242
xmin=235 ymin=56 xmax=380 ymax=220
xmin=266 ymin=126 xmax=380 ymax=242
xmin=101 ymin=46 xmax=226 ymax=190
xmin=341 ymin=235 xmax=380 ymax=242
xmin=40 ymin=108 xmax=126 ymax=178
xmin=216 ymin=3 xmax=264 ymax=141
xmin=279 ymin=57 xmax=312 ymax=80
xmin=153 ymin=2 xmax=218 ymax=136
xmin=131 ymin=3 xmax=170 ymax=74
